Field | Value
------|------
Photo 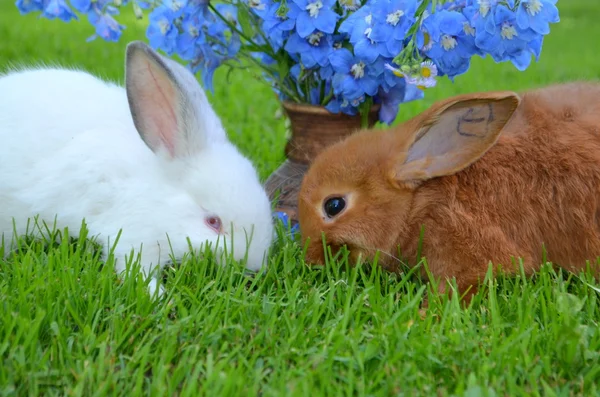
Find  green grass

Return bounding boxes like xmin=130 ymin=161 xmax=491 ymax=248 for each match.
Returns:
xmin=1 ymin=1 xmax=600 ymax=395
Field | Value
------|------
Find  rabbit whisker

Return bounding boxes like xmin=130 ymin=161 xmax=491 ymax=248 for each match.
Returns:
xmin=353 ymin=244 xmax=403 ymax=264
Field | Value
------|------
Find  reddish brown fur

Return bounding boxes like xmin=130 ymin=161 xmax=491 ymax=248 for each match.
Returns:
xmin=298 ymin=82 xmax=600 ymax=299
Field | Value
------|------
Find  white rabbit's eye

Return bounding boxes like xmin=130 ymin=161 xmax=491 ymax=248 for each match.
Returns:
xmin=205 ymin=215 xmax=223 ymax=234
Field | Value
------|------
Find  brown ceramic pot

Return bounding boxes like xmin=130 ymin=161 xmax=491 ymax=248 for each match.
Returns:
xmin=265 ymin=100 xmax=380 ymax=227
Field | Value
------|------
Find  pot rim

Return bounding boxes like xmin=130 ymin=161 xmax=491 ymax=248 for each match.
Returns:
xmin=281 ymin=100 xmax=381 ymax=116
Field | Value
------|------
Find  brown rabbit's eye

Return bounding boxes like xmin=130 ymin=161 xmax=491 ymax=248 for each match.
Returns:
xmin=205 ymin=215 xmax=223 ymax=233
xmin=324 ymin=197 xmax=346 ymax=218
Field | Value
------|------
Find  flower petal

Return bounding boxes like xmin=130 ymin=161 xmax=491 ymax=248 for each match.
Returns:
xmin=354 ymin=39 xmax=380 ymax=63
xmin=329 ymin=48 xmax=354 ymax=73
xmin=314 ymin=9 xmax=337 ymax=34
xmin=510 ymin=49 xmax=532 ymax=71
xmin=438 ymin=10 xmax=466 ymax=36
xmin=359 ymin=76 xmax=379 ymax=96
xmin=296 ymin=12 xmax=315 ymax=37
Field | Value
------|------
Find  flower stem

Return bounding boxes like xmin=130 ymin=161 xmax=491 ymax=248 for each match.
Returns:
xmin=208 ymin=3 xmax=276 ymax=60
xmin=359 ymin=97 xmax=373 ymax=129
xmin=321 ymin=90 xmax=334 ymax=106
xmin=319 ymin=81 xmax=326 ymax=104
xmin=233 ymin=52 xmax=303 ymax=102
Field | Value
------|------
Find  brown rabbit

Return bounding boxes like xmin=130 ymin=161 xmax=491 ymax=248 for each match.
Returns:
xmin=298 ymin=82 xmax=600 ymax=300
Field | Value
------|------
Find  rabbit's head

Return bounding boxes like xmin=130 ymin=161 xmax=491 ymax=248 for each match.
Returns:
xmin=124 ymin=41 xmax=273 ymax=271
xmin=298 ymin=91 xmax=521 ymax=269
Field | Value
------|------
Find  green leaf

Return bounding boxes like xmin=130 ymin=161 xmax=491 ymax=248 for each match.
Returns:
xmin=278 ymin=55 xmax=292 ymax=79
xmin=237 ymin=4 xmax=256 ymax=39
xmin=556 ymin=292 xmax=584 ymax=316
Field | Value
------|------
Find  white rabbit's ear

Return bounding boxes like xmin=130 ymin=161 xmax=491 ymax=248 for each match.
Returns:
xmin=125 ymin=41 xmax=226 ymax=159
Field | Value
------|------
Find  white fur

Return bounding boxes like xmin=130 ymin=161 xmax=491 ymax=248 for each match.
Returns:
xmin=0 ymin=41 xmax=274 ymax=296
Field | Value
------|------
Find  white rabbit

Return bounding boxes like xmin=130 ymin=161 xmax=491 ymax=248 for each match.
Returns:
xmin=0 ymin=41 xmax=274 ymax=296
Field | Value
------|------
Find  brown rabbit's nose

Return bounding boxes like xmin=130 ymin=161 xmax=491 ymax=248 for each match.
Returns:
xmin=303 ymin=237 xmax=326 ymax=266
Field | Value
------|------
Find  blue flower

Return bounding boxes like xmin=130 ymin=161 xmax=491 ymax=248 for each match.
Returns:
xmin=338 ymin=0 xmax=361 ymax=14
xmin=175 ymin=9 xmax=206 ymax=60
xmin=164 ymin=0 xmax=189 ymax=12
xmin=189 ymin=45 xmax=223 ymax=92
xmin=147 ymin=6 xmax=179 ymax=53
xmin=516 ymin=0 xmax=559 ymax=35
xmin=16 ymin=0 xmax=43 ymax=13
xmin=41 ymin=0 xmax=77 ymax=21
xmin=70 ymin=0 xmax=92 ymax=12
xmin=137 ymin=1 xmax=153 ymax=9
xmin=289 ymin=64 xmax=322 ymax=105
xmin=462 ymin=0 xmax=499 ymax=38
xmin=369 ymin=0 xmax=416 ymax=54
xmin=246 ymin=0 xmax=270 ymax=16
xmin=338 ymin=3 xmax=371 ymax=41
xmin=259 ymin=1 xmax=300 ymax=50
xmin=252 ymin=35 xmax=278 ymax=64
xmin=213 ymin=3 xmax=238 ymax=31
xmin=329 ymin=48 xmax=382 ymax=100
xmin=527 ymin=34 xmax=543 ymax=62
xmin=290 ymin=223 xmax=300 ymax=236
xmin=376 ymin=85 xmax=404 ymax=125
xmin=14 ymin=0 xmax=560 ymax=125
xmin=376 ymin=81 xmax=423 ymax=125
xmin=319 ymin=64 xmax=334 ymax=80
xmin=17 ymin=0 xmax=78 ymax=21
xmin=88 ymin=15 xmax=124 ymax=42
xmin=474 ymin=5 xmax=539 ymax=70
xmin=274 ymin=211 xmax=299 ymax=238
xmin=325 ymin=96 xmax=360 ymax=116
xmin=377 ymin=83 xmax=424 ymax=125
xmin=372 ymin=56 xmax=401 ymax=91
xmin=262 ymin=1 xmax=298 ymax=32
xmin=339 ymin=5 xmax=395 ymax=63
xmin=284 ymin=31 xmax=334 ymax=68
xmin=291 ymin=0 xmax=338 ymax=38
xmin=422 ymin=10 xmax=479 ymax=78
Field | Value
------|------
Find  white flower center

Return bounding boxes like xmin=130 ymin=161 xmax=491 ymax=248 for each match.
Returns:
xmin=351 ymin=97 xmax=363 ymax=106
xmin=248 ymin=0 xmax=267 ymax=11
xmin=365 ymin=14 xmax=372 ymax=25
xmin=306 ymin=0 xmax=323 ymax=18
xmin=158 ymin=19 xmax=170 ymax=35
xmin=501 ymin=23 xmax=518 ymax=39
xmin=364 ymin=27 xmax=372 ymax=38
xmin=169 ymin=0 xmax=185 ymax=11
xmin=224 ymin=12 xmax=236 ymax=23
xmin=386 ymin=10 xmax=405 ymax=26
xmin=188 ymin=25 xmax=199 ymax=37
xmin=419 ymin=61 xmax=437 ymax=78
xmin=248 ymin=0 xmax=266 ymax=10
xmin=440 ymin=34 xmax=458 ymax=50
xmin=463 ymin=22 xmax=475 ymax=36
xmin=350 ymin=62 xmax=366 ymax=79
xmin=478 ymin=0 xmax=491 ymax=17
xmin=339 ymin=0 xmax=360 ymax=10
xmin=308 ymin=31 xmax=324 ymax=46
xmin=526 ymin=0 xmax=543 ymax=16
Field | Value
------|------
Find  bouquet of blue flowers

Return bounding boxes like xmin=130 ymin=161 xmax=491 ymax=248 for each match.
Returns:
xmin=16 ymin=0 xmax=559 ymax=125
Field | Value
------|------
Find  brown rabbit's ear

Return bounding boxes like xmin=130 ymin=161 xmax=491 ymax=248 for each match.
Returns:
xmin=393 ymin=92 xmax=521 ymax=184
